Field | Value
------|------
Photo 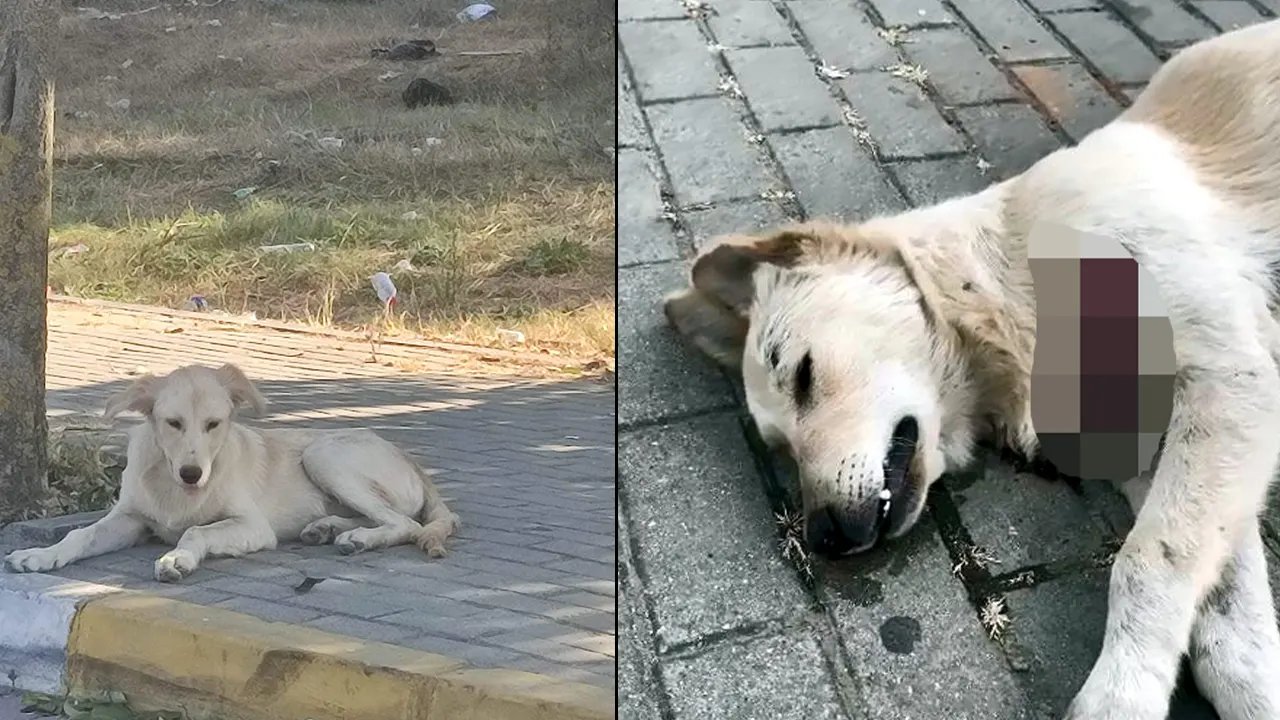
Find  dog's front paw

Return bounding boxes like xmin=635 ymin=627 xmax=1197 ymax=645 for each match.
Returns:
xmin=4 ymin=546 xmax=65 ymax=573
xmin=154 ymin=549 xmax=198 ymax=582
xmin=1065 ymin=675 xmax=1168 ymax=720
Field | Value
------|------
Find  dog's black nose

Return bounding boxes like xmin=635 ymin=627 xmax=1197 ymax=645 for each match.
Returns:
xmin=179 ymin=465 xmax=202 ymax=484
xmin=806 ymin=505 xmax=880 ymax=557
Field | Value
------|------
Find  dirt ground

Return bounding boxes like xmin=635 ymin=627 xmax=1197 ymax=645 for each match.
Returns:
xmin=46 ymin=0 xmax=615 ymax=363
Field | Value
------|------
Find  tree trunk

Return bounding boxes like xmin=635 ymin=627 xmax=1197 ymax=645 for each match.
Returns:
xmin=0 ymin=0 xmax=55 ymax=523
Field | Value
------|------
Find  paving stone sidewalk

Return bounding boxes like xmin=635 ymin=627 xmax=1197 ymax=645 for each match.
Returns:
xmin=1 ymin=302 xmax=615 ymax=689
xmin=619 ymin=1 xmax=1280 ymax=718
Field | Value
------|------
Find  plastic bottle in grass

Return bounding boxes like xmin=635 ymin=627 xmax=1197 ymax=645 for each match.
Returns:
xmin=371 ymin=272 xmax=397 ymax=308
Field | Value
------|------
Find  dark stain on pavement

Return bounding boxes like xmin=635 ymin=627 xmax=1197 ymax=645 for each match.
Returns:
xmin=879 ymin=616 xmax=922 ymax=654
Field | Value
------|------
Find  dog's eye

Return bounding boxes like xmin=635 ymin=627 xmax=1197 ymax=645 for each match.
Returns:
xmin=166 ymin=419 xmax=183 ymax=431
xmin=206 ymin=420 xmax=221 ymax=432
xmin=794 ymin=352 xmax=813 ymax=408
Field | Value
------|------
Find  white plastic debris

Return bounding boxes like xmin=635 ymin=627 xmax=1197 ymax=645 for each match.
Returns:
xmin=392 ymin=258 xmax=416 ymax=273
xmin=817 ymin=63 xmax=850 ymax=80
xmin=496 ymin=328 xmax=525 ymax=345
xmin=456 ymin=3 xmax=497 ymax=22
xmin=61 ymin=243 xmax=90 ymax=257
xmin=258 ymin=242 xmax=315 ymax=254
xmin=107 ymin=98 xmax=131 ymax=112
xmin=205 ymin=19 xmax=222 ymax=27
xmin=423 ymin=137 xmax=443 ymax=147
xmin=399 ymin=210 xmax=419 ymax=220
xmin=379 ymin=71 xmax=403 ymax=82
xmin=120 ymin=59 xmax=134 ymax=70
xmin=371 ymin=272 xmax=397 ymax=307
xmin=878 ymin=488 xmax=891 ymax=501
xmin=317 ymin=136 xmax=344 ymax=151
xmin=231 ymin=186 xmax=256 ymax=200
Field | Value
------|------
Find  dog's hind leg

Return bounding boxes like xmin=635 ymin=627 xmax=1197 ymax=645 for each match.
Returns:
xmin=1065 ymin=258 xmax=1280 ymax=720
xmin=299 ymin=515 xmax=368 ymax=545
xmin=1119 ymin=468 xmax=1280 ymax=720
xmin=1187 ymin=522 xmax=1280 ymax=720
xmin=302 ymin=438 xmax=427 ymax=556
xmin=408 ymin=464 xmax=458 ymax=558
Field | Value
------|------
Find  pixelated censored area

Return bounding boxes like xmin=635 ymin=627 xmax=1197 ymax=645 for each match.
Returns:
xmin=1028 ymin=224 xmax=1175 ymax=482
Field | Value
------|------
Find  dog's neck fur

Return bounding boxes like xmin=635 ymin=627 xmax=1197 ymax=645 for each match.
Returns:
xmin=859 ymin=179 xmax=1041 ymax=458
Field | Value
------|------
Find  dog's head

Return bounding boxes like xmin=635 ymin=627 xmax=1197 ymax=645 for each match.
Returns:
xmin=665 ymin=222 xmax=963 ymax=557
xmin=104 ymin=364 xmax=267 ymax=491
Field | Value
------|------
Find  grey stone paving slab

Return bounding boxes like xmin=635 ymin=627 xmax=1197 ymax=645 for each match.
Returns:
xmin=647 ymin=97 xmax=772 ymax=206
xmin=708 ymin=0 xmax=796 ymax=46
xmin=771 ymin=127 xmax=906 ymax=221
xmin=787 ymin=0 xmax=898 ymax=72
xmin=619 ymin=415 xmax=813 ymax=650
xmin=1027 ymin=0 xmax=1100 ymax=10
xmin=1048 ymin=11 xmax=1164 ymax=85
xmin=620 ymin=20 xmax=723 ymax=102
xmin=621 ymin=0 xmax=689 ymax=21
xmin=1001 ymin=570 xmax=1110 ymax=717
xmin=888 ymin=156 xmax=992 ymax=206
xmin=619 ymin=500 xmax=666 ymax=718
xmin=683 ymin=200 xmax=791 ymax=252
xmin=867 ymin=0 xmax=955 ymax=27
xmin=1193 ymin=0 xmax=1267 ymax=30
xmin=662 ymin=629 xmax=847 ymax=719
xmin=1108 ymin=0 xmax=1214 ymax=44
xmin=819 ymin=518 xmax=1034 ymax=719
xmin=948 ymin=0 xmax=1072 ymax=61
xmin=953 ymin=103 xmax=1061 ymax=180
xmin=726 ymin=46 xmax=843 ymax=132
xmin=1012 ymin=62 xmax=1123 ymax=143
xmin=619 ymin=58 xmax=649 ymax=149
xmin=904 ymin=26 xmax=1022 ymax=105
xmin=840 ymin=71 xmax=966 ymax=158
xmin=947 ymin=455 xmax=1117 ymax=569
xmin=618 ymin=262 xmax=738 ymax=427
xmin=619 ymin=149 xmax=681 ymax=267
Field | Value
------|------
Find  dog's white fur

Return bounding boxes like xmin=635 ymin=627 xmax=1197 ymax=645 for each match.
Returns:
xmin=4 ymin=364 xmax=458 ymax=582
xmin=666 ymin=21 xmax=1280 ymax=720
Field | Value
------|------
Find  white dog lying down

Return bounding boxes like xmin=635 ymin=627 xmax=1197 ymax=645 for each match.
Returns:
xmin=4 ymin=364 xmax=459 ymax=582
xmin=666 ymin=20 xmax=1280 ymax=720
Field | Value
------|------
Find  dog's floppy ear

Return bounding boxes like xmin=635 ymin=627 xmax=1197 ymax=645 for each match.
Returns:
xmin=663 ymin=229 xmax=810 ymax=368
xmin=104 ymin=374 xmax=161 ymax=419
xmin=214 ymin=364 xmax=268 ymax=415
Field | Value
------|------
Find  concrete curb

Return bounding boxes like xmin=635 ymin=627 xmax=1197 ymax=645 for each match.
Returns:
xmin=0 ymin=574 xmax=121 ymax=695
xmin=1 ymin=574 xmax=614 ymax=720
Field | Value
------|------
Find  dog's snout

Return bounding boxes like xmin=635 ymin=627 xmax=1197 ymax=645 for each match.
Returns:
xmin=806 ymin=505 xmax=880 ymax=557
xmin=178 ymin=465 xmax=203 ymax=484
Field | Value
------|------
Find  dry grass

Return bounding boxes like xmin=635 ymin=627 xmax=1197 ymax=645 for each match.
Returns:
xmin=775 ymin=509 xmax=813 ymax=578
xmin=47 ymin=0 xmax=615 ymax=360
xmin=9 ymin=430 xmax=124 ymax=522
xmin=980 ymin=595 xmax=1011 ymax=640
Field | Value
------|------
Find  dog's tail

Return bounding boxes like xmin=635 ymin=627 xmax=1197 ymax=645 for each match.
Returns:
xmin=410 ymin=463 xmax=460 ymax=558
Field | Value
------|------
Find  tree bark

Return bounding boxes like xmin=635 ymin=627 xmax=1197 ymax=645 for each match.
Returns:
xmin=0 ymin=0 xmax=56 ymax=523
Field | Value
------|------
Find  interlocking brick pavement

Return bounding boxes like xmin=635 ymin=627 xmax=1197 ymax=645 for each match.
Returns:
xmin=619 ymin=0 xmax=1278 ymax=717
xmin=3 ymin=301 xmax=615 ymax=689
